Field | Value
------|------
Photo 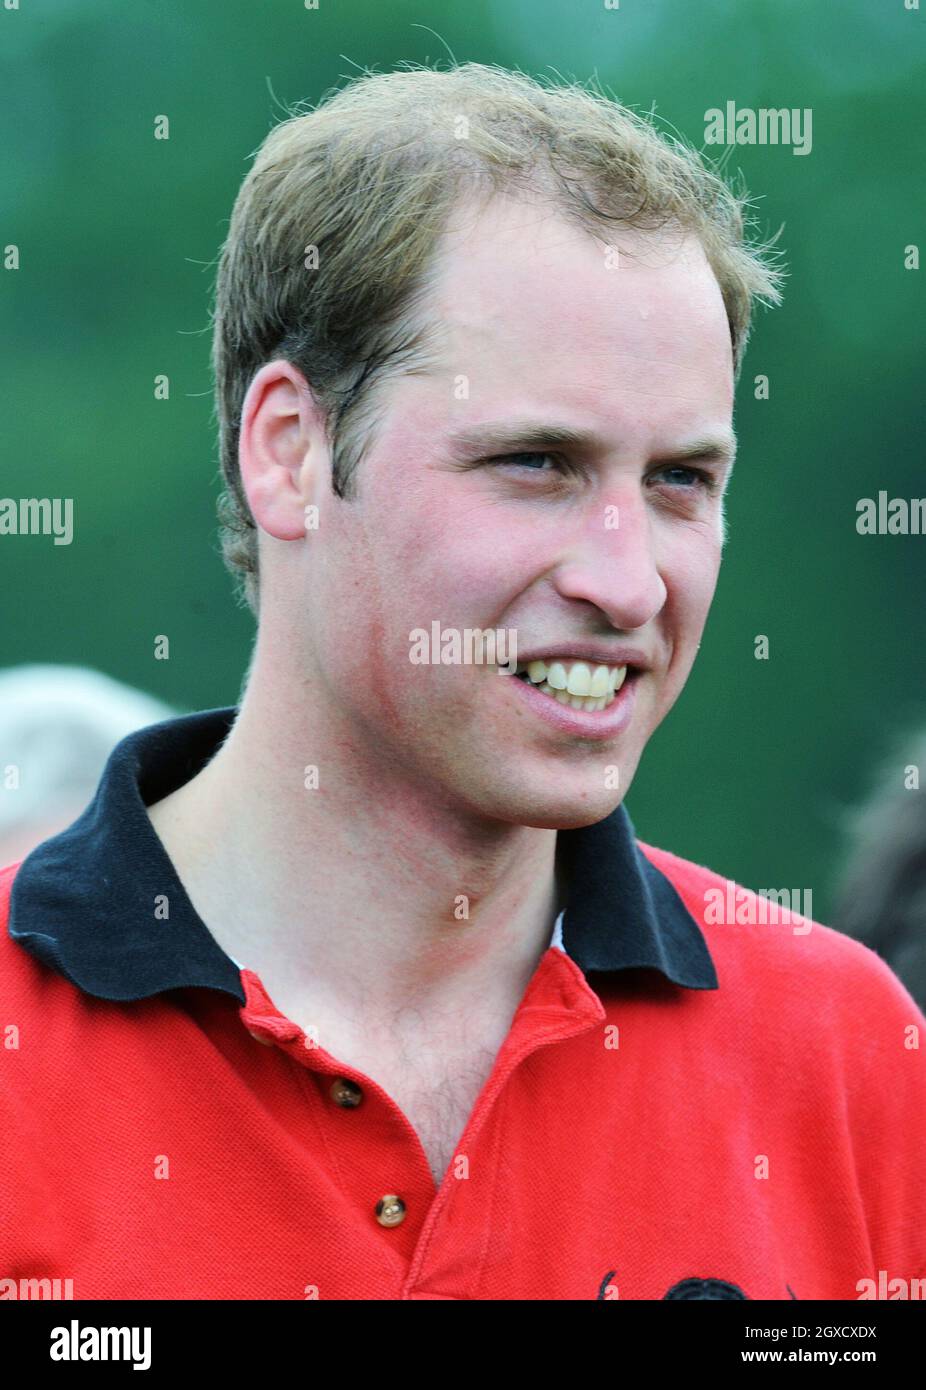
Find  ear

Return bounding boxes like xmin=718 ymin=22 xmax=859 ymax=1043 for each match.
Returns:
xmin=238 ymin=360 xmax=329 ymax=542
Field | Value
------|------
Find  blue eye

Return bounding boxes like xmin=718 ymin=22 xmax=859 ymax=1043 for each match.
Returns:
xmin=654 ymin=466 xmax=717 ymax=493
xmin=484 ymin=454 xmax=719 ymax=495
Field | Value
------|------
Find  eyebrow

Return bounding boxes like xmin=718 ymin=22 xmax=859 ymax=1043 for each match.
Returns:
xmin=446 ymin=419 xmax=737 ymax=469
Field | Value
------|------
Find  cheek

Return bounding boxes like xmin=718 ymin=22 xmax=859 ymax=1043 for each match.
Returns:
xmin=666 ymin=526 xmax=722 ymax=619
xmin=315 ymin=587 xmax=413 ymax=739
xmin=312 ymin=515 xmax=462 ymax=732
xmin=657 ymin=538 xmax=722 ymax=693
xmin=377 ymin=503 xmax=520 ymax=632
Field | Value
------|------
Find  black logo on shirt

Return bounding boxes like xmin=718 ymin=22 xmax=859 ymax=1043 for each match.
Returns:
xmin=597 ymin=1271 xmax=799 ymax=1299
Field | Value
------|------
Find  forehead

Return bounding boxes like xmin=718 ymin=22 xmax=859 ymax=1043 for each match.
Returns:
xmin=415 ymin=191 xmax=733 ymax=439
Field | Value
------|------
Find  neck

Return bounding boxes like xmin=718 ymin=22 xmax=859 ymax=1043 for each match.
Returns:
xmin=147 ymin=654 xmax=564 ymax=1028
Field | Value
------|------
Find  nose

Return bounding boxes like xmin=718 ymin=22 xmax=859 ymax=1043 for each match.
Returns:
xmin=551 ymin=490 xmax=667 ymax=631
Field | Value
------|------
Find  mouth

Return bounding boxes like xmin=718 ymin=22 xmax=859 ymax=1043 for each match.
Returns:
xmin=511 ymin=658 xmax=638 ymax=713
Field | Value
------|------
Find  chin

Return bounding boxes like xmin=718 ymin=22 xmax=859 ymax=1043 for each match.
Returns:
xmin=477 ymin=786 xmax=625 ymax=832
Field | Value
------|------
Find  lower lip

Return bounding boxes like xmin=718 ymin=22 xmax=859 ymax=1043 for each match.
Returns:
xmin=505 ymin=671 xmax=639 ymax=740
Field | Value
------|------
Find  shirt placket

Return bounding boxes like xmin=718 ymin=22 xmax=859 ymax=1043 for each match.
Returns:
xmin=237 ymin=949 xmax=606 ymax=1298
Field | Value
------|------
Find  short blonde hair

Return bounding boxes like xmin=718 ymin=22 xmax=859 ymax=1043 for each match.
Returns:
xmin=212 ymin=61 xmax=785 ymax=617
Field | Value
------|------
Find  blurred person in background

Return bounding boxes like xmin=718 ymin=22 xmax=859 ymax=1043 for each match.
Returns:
xmin=831 ymin=725 xmax=926 ymax=1014
xmin=0 ymin=665 xmax=177 ymax=868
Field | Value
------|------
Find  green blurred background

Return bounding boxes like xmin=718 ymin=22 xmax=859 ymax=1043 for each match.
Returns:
xmin=2 ymin=0 xmax=924 ymax=922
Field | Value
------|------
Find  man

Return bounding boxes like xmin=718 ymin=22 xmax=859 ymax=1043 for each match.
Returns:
xmin=3 ymin=62 xmax=924 ymax=1302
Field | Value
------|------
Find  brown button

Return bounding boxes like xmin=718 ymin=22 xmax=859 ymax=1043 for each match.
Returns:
xmin=247 ymin=1028 xmax=275 ymax=1047
xmin=375 ymin=1194 xmax=406 ymax=1228
xmin=330 ymin=1077 xmax=363 ymax=1108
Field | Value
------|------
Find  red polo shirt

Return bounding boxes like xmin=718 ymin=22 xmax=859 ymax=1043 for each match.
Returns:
xmin=1 ymin=707 xmax=924 ymax=1301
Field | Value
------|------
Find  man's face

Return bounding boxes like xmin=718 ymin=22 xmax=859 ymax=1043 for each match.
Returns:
xmin=296 ymin=194 xmax=735 ymax=828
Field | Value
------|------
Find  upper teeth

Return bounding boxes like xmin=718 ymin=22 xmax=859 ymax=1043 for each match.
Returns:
xmin=519 ymin=659 xmax=628 ymax=696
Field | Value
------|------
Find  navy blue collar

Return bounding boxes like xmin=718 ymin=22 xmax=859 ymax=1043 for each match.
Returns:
xmin=7 ymin=706 xmax=717 ymax=1002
